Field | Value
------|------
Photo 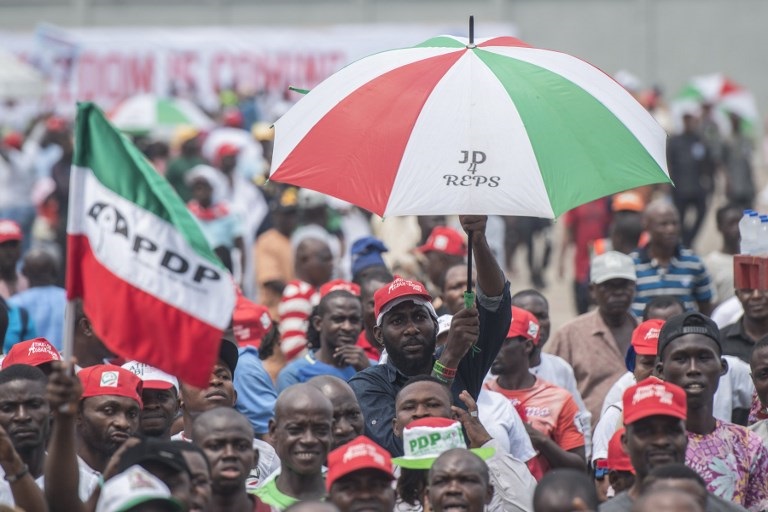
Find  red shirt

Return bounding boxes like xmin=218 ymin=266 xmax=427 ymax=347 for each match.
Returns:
xmin=486 ymin=377 xmax=585 ymax=474
xmin=563 ymin=199 xmax=611 ymax=282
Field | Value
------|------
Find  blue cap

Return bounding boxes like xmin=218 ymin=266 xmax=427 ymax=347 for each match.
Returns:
xmin=351 ymin=236 xmax=389 ymax=277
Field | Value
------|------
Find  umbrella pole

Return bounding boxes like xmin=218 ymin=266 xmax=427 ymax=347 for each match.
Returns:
xmin=464 ymin=231 xmax=475 ymax=309
xmin=468 ymin=15 xmax=476 ymax=48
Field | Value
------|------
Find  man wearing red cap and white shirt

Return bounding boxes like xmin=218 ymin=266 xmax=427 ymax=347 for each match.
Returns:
xmin=485 ymin=306 xmax=585 ymax=475
xmin=44 ymin=363 xmax=144 ymax=510
xmin=122 ymin=361 xmax=179 ymax=441
xmin=326 ymin=435 xmax=395 ymax=512
xmin=1 ymin=337 xmax=61 ymax=375
xmin=349 ymin=215 xmax=510 ymax=457
xmin=592 ymin=318 xmax=665 ymax=465
xmin=0 ymin=219 xmax=27 ymax=299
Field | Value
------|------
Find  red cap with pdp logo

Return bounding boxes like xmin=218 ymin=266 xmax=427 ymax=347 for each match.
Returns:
xmin=326 ymin=435 xmax=394 ymax=491
xmin=631 ymin=319 xmax=665 ymax=356
xmin=1 ymin=338 xmax=61 ymax=369
xmin=506 ymin=306 xmax=541 ymax=345
xmin=77 ymin=365 xmax=144 ymax=408
xmin=0 ymin=220 xmax=22 ymax=244
xmin=232 ymin=294 xmax=273 ymax=349
xmin=374 ymin=276 xmax=436 ymax=326
xmin=622 ymin=377 xmax=686 ymax=426
xmin=416 ymin=227 xmax=467 ymax=257
xmin=320 ymin=279 xmax=361 ymax=298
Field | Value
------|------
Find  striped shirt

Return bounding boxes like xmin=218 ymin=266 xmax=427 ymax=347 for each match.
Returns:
xmin=630 ymin=245 xmax=715 ymax=317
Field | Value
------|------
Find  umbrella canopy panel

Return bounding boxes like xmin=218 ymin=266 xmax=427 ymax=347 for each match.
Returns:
xmin=0 ymin=50 xmax=47 ymax=99
xmin=271 ymin=36 xmax=669 ymax=218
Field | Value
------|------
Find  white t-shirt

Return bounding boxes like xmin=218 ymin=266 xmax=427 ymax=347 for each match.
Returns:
xmin=478 ymin=388 xmax=537 ymax=463
xmin=0 ymin=466 xmax=45 ymax=506
xmin=712 ymin=296 xmax=743 ymax=328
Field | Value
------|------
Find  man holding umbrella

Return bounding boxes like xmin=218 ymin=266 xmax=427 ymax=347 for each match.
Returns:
xmin=349 ymin=215 xmax=511 ymax=456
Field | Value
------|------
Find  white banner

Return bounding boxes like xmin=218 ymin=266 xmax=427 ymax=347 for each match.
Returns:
xmin=0 ymin=22 xmax=517 ymax=118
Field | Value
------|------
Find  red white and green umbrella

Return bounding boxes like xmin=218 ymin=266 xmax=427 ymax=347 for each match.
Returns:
xmin=110 ymin=94 xmax=215 ymax=137
xmin=270 ymin=32 xmax=670 ymax=218
xmin=673 ymin=73 xmax=758 ymax=134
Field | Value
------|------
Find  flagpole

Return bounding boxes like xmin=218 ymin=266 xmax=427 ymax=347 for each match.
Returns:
xmin=61 ymin=299 xmax=76 ymax=362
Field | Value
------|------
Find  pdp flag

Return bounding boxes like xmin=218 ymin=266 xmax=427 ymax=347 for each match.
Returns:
xmin=66 ymin=103 xmax=235 ymax=387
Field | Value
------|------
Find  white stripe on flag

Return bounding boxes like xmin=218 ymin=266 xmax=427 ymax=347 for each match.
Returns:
xmin=69 ymin=165 xmax=234 ymax=329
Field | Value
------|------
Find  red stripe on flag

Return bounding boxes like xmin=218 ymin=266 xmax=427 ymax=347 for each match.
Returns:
xmin=67 ymin=234 xmax=221 ymax=388
xmin=271 ymin=51 xmax=464 ymax=217
xmin=478 ymin=37 xmax=532 ymax=48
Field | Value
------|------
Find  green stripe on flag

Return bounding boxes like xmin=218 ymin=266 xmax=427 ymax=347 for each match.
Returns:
xmin=414 ymin=36 xmax=466 ymax=49
xmin=73 ymin=102 xmax=223 ymax=268
xmin=475 ymin=50 xmax=669 ymax=217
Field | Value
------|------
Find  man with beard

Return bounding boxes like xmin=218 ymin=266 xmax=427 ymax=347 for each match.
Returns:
xmin=547 ymin=251 xmax=638 ymax=425
xmin=175 ymin=337 xmax=279 ymax=487
xmin=349 ymin=215 xmax=510 ymax=456
xmin=122 ymin=361 xmax=180 ymax=441
xmin=426 ymin=449 xmax=493 ymax=512
xmin=277 ymin=286 xmax=367 ymax=391
xmin=192 ymin=407 xmax=273 ymax=512
xmin=326 ymin=435 xmax=395 ymax=512
xmin=254 ymin=383 xmax=334 ymax=510
xmin=657 ymin=312 xmax=768 ymax=511
xmin=44 ymin=362 xmax=143 ymax=511
xmin=307 ymin=375 xmax=364 ymax=450
xmin=0 ymin=364 xmax=50 ymax=510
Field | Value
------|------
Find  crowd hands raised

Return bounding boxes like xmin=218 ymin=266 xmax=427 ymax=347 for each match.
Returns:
xmin=1 ymin=90 xmax=768 ymax=512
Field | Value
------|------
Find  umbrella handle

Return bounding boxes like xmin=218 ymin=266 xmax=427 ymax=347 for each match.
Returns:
xmin=464 ymin=230 xmax=475 ymax=309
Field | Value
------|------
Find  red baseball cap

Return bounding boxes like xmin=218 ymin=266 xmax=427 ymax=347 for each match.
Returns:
xmin=1 ymin=338 xmax=61 ymax=369
xmin=373 ymin=276 xmax=436 ymax=326
xmin=0 ymin=220 xmax=22 ymax=244
xmin=622 ymin=377 xmax=686 ymax=425
xmin=320 ymin=279 xmax=361 ymax=298
xmin=2 ymin=132 xmax=23 ymax=150
xmin=631 ymin=319 xmax=665 ymax=356
xmin=216 ymin=143 xmax=240 ymax=160
xmin=77 ymin=365 xmax=144 ymax=408
xmin=507 ymin=306 xmax=541 ymax=345
xmin=326 ymin=435 xmax=394 ymax=491
xmin=606 ymin=428 xmax=633 ymax=472
xmin=232 ymin=294 xmax=273 ymax=349
xmin=417 ymin=227 xmax=467 ymax=257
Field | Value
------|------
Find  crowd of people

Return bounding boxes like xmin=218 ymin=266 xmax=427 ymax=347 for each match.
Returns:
xmin=0 ymin=72 xmax=766 ymax=512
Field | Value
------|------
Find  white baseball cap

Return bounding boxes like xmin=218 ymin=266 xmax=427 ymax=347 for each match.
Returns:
xmin=96 ymin=465 xmax=182 ymax=512
xmin=590 ymin=251 xmax=637 ymax=284
xmin=121 ymin=361 xmax=179 ymax=393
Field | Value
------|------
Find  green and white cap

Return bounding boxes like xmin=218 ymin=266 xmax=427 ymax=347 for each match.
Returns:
xmin=392 ymin=417 xmax=495 ymax=470
xmin=96 ymin=464 xmax=183 ymax=512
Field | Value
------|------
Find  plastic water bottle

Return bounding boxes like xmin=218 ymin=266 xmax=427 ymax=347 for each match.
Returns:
xmin=739 ymin=210 xmax=760 ymax=254
xmin=758 ymin=216 xmax=768 ymax=256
